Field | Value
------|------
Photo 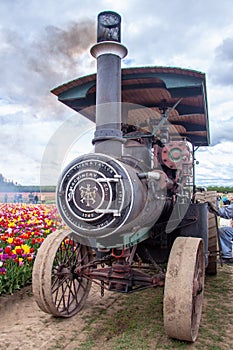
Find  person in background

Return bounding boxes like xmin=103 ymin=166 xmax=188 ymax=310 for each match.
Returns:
xmin=41 ymin=193 xmax=45 ymax=203
xmin=222 ymin=193 xmax=230 ymax=205
xmin=208 ymin=194 xmax=233 ymax=264
xmin=4 ymin=193 xmax=8 ymax=203
xmin=28 ymin=192 xmax=34 ymax=203
xmin=34 ymin=194 xmax=39 ymax=204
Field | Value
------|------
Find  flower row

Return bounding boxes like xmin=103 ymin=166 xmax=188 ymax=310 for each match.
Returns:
xmin=0 ymin=203 xmax=63 ymax=292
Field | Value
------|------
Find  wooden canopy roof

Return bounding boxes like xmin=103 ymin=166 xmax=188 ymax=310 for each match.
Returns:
xmin=51 ymin=66 xmax=210 ymax=146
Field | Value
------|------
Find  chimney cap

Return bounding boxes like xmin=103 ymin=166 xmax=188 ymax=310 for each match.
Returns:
xmin=97 ymin=11 xmax=121 ymax=43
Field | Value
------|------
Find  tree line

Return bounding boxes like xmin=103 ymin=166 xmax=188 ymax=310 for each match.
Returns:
xmin=0 ymin=184 xmax=56 ymax=193
xmin=0 ymin=173 xmax=232 ymax=194
xmin=205 ymin=186 xmax=233 ymax=193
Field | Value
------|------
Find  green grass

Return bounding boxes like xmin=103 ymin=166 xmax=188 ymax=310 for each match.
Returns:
xmin=74 ymin=264 xmax=233 ymax=350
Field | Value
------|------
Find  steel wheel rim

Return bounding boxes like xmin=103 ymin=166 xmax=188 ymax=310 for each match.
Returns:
xmin=33 ymin=230 xmax=92 ymax=317
xmin=163 ymin=237 xmax=205 ymax=342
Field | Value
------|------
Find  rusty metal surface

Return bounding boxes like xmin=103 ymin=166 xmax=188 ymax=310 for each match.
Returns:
xmin=51 ymin=66 xmax=209 ymax=146
xmin=82 ymin=263 xmax=165 ymax=293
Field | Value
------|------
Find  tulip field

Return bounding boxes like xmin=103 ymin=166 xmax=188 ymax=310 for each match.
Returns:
xmin=0 ymin=203 xmax=64 ymax=294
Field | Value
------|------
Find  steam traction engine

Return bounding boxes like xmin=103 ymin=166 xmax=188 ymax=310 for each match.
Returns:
xmin=32 ymin=12 xmax=217 ymax=342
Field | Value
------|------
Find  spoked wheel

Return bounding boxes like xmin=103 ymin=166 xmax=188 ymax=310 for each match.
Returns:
xmin=163 ymin=237 xmax=205 ymax=342
xmin=32 ymin=229 xmax=93 ymax=317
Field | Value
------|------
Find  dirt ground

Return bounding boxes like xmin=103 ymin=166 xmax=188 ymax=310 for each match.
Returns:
xmin=1 ymin=264 xmax=233 ymax=350
xmin=0 ymin=284 xmax=121 ymax=350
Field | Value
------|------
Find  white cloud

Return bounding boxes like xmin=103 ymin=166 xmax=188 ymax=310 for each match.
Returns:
xmin=195 ymin=142 xmax=233 ymax=185
xmin=0 ymin=0 xmax=232 ymax=187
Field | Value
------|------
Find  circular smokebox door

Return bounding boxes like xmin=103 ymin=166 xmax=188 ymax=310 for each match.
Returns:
xmin=56 ymin=154 xmax=135 ymax=239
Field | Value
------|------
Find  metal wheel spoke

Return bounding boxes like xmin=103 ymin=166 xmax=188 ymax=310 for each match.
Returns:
xmin=70 ymin=243 xmax=82 ymax=264
xmin=76 ymin=279 xmax=87 ymax=296
xmin=56 ymin=278 xmax=73 ymax=311
xmin=32 ymin=229 xmax=93 ymax=317
xmin=62 ymin=239 xmax=75 ymax=265
xmin=76 ymin=250 xmax=89 ymax=267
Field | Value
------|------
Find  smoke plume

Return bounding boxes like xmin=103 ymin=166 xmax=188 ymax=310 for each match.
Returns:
xmin=0 ymin=19 xmax=96 ymax=119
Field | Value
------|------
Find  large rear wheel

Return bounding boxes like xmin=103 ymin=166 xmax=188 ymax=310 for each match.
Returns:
xmin=32 ymin=229 xmax=93 ymax=317
xmin=163 ymin=237 xmax=205 ymax=342
xmin=206 ymin=213 xmax=218 ymax=275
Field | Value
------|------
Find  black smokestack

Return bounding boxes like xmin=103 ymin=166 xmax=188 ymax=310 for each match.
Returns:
xmin=90 ymin=11 xmax=127 ymax=155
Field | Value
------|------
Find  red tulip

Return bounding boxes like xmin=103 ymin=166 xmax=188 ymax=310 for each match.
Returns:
xmin=5 ymin=246 xmax=11 ymax=254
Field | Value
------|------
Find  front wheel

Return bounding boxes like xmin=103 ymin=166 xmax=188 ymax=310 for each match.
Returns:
xmin=32 ymin=229 xmax=93 ymax=317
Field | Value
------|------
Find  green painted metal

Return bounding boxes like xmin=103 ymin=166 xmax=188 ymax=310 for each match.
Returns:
xmin=58 ymin=81 xmax=96 ymax=100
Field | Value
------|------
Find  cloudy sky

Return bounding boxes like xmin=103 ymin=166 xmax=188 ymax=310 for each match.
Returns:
xmin=0 ymin=0 xmax=233 ymax=187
